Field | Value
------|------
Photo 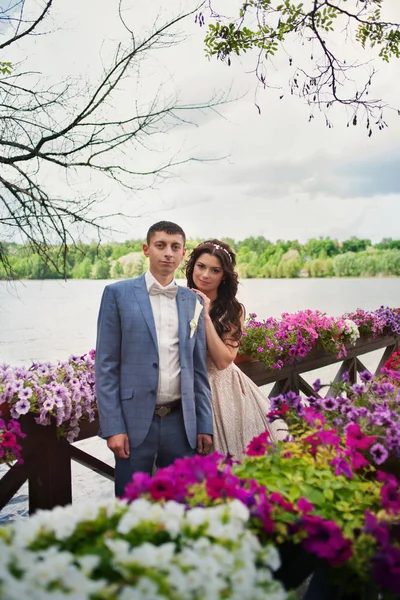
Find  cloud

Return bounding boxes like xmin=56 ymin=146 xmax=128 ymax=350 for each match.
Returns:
xmin=2 ymin=0 xmax=400 ymax=246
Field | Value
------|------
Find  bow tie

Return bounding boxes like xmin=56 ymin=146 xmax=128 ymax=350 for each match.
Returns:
xmin=149 ymin=282 xmax=178 ymax=299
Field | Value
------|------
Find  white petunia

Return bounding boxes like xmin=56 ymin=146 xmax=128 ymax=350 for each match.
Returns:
xmin=185 ymin=506 xmax=208 ymax=528
xmin=344 ymin=318 xmax=360 ymax=344
xmin=160 ymin=500 xmax=185 ymax=535
xmin=226 ymin=499 xmax=250 ymax=523
xmin=259 ymin=544 xmax=281 ymax=572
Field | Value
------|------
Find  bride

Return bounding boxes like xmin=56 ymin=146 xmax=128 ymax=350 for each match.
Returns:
xmin=185 ymin=239 xmax=286 ymax=461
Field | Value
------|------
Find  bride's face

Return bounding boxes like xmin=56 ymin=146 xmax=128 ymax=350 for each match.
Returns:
xmin=193 ymin=252 xmax=225 ymax=296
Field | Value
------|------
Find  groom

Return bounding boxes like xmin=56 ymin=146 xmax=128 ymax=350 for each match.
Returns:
xmin=95 ymin=221 xmax=213 ymax=497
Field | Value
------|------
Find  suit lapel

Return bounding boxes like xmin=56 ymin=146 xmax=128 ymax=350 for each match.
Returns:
xmin=177 ymin=286 xmax=188 ymax=350
xmin=133 ymin=275 xmax=158 ymax=349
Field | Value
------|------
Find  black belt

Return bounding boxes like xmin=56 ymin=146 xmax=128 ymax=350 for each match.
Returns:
xmin=154 ymin=399 xmax=181 ymax=417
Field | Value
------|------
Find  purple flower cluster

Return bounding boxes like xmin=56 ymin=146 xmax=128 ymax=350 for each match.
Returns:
xmin=344 ymin=308 xmax=387 ymax=337
xmin=272 ymin=374 xmax=400 ymax=469
xmin=375 ymin=306 xmax=400 ymax=336
xmin=0 ymin=349 xmax=97 ymax=442
xmin=345 ymin=306 xmax=400 ymax=338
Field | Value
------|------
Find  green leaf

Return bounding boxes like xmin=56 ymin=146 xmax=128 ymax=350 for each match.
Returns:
xmin=323 ymin=488 xmax=334 ymax=501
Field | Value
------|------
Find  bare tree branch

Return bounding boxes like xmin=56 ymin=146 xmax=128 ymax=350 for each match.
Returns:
xmin=0 ymin=0 xmax=229 ymax=279
xmin=0 ymin=0 xmax=54 ymax=50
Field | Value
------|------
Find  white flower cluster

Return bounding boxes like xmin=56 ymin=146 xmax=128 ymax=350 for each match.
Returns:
xmin=0 ymin=498 xmax=288 ymax=600
xmin=343 ymin=319 xmax=360 ymax=344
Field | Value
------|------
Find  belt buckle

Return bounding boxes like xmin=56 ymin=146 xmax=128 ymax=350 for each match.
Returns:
xmin=156 ymin=406 xmax=170 ymax=417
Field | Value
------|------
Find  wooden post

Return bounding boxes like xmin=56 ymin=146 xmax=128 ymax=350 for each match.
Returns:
xmin=28 ymin=431 xmax=72 ymax=513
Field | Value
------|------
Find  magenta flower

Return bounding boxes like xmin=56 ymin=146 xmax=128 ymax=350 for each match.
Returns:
xmin=381 ymin=482 xmax=400 ymax=512
xmin=331 ymin=456 xmax=353 ymax=479
xmin=297 ymin=497 xmax=314 ymax=514
xmin=123 ymin=472 xmax=152 ymax=501
xmin=251 ymin=491 xmax=275 ymax=534
xmin=303 ymin=429 xmax=340 ymax=455
xmin=301 ymin=407 xmax=326 ymax=427
xmin=269 ymin=492 xmax=295 ymax=513
xmin=206 ymin=472 xmax=241 ymax=500
xmin=345 ymin=424 xmax=377 ymax=451
xmin=245 ymin=431 xmax=271 ymax=457
xmin=347 ymin=450 xmax=370 ymax=470
xmin=301 ymin=515 xmax=353 ymax=566
xmin=1 ymin=431 xmax=17 ymax=448
xmin=149 ymin=475 xmax=177 ymax=501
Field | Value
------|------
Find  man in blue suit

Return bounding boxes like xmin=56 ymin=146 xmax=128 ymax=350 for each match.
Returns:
xmin=95 ymin=221 xmax=213 ymax=496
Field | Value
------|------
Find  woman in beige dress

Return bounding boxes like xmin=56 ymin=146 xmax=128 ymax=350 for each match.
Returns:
xmin=185 ymin=240 xmax=286 ymax=461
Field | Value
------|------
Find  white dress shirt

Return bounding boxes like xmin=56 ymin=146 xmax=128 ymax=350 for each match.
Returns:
xmin=145 ymin=270 xmax=181 ymax=405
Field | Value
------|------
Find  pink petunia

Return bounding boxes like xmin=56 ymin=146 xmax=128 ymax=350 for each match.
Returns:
xmin=345 ymin=423 xmax=377 ymax=451
xmin=245 ymin=431 xmax=271 ymax=457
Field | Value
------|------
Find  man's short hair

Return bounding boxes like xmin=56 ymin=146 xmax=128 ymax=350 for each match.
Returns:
xmin=146 ymin=221 xmax=186 ymax=245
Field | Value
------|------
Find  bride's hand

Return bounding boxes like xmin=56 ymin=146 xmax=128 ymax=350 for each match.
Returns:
xmin=191 ymin=289 xmax=211 ymax=315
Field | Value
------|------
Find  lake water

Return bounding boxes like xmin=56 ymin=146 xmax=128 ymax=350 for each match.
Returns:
xmin=1 ymin=277 xmax=400 ymax=365
xmin=1 ymin=277 xmax=399 ymax=523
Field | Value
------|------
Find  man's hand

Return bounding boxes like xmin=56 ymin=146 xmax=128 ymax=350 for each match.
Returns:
xmin=197 ymin=433 xmax=213 ymax=455
xmin=107 ymin=433 xmax=130 ymax=459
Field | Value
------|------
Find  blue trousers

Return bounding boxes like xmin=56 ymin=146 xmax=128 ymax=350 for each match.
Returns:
xmin=114 ymin=406 xmax=195 ymax=497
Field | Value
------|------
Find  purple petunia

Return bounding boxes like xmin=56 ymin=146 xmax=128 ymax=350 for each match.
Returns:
xmin=312 ymin=379 xmax=321 ymax=393
xmin=14 ymin=398 xmax=31 ymax=416
xmin=18 ymin=387 xmax=32 ymax=401
xmin=360 ymin=370 xmax=373 ymax=383
xmin=321 ymin=397 xmax=339 ymax=411
xmin=0 ymin=352 xmax=97 ymax=442
xmin=369 ymin=443 xmax=389 ymax=465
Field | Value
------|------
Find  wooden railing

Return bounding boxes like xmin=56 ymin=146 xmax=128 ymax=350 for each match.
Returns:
xmin=1 ymin=333 xmax=398 ymax=515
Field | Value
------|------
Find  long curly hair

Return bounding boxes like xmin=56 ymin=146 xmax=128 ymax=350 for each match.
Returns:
xmin=185 ymin=240 xmax=243 ymax=345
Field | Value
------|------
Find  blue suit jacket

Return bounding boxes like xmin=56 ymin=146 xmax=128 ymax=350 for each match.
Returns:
xmin=95 ymin=275 xmax=212 ymax=448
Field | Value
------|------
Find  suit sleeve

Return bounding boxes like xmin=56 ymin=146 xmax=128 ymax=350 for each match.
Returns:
xmin=95 ymin=285 xmax=127 ymax=438
xmin=193 ymin=308 xmax=213 ymax=436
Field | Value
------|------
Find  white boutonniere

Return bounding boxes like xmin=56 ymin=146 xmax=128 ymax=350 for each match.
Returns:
xmin=189 ymin=298 xmax=203 ymax=338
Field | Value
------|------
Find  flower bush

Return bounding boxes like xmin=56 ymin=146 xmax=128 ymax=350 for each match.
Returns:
xmin=239 ymin=309 xmax=360 ymax=369
xmin=384 ymin=350 xmax=400 ymax=372
xmin=344 ymin=306 xmax=400 ymax=337
xmin=123 ymin=440 xmax=400 ymax=596
xmin=0 ymin=351 xmax=97 ymax=442
xmin=239 ymin=307 xmax=400 ymax=370
xmin=0 ymin=497 xmax=288 ymax=600
xmin=234 ymin=430 xmax=400 ymax=597
xmin=272 ymin=372 xmax=400 ymax=470
xmin=0 ymin=412 xmax=25 ymax=465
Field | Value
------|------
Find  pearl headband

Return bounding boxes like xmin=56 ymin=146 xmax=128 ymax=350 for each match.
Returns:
xmin=199 ymin=241 xmax=233 ymax=262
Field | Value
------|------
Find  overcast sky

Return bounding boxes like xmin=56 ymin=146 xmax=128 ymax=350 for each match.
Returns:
xmin=3 ymin=0 xmax=400 ymax=243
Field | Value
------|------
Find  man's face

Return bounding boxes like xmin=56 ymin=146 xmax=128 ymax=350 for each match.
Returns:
xmin=143 ymin=231 xmax=186 ymax=280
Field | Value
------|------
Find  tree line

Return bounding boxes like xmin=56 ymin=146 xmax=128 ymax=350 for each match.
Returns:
xmin=1 ymin=236 xmax=400 ymax=280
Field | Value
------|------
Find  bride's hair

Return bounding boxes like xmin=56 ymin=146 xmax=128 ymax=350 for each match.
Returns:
xmin=185 ymin=239 xmax=243 ymax=345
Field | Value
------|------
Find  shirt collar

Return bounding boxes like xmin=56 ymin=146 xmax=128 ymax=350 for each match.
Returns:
xmin=145 ymin=270 xmax=176 ymax=292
